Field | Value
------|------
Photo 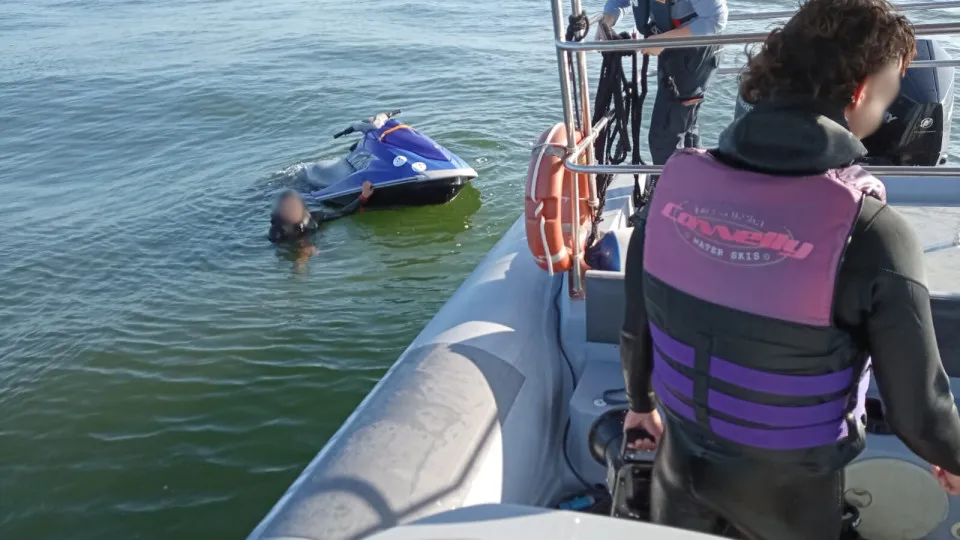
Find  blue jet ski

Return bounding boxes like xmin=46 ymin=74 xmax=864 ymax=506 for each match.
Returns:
xmin=303 ymin=110 xmax=477 ymax=207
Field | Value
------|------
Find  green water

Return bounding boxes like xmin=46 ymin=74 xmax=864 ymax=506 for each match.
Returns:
xmin=2 ymin=0 xmax=959 ymax=538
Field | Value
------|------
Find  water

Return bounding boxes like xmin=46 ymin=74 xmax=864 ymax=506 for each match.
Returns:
xmin=2 ymin=1 xmax=959 ymax=538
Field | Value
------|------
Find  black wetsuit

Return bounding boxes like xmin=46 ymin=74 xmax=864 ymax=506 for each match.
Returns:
xmin=268 ymin=196 xmax=365 ymax=244
xmin=621 ymin=97 xmax=960 ymax=539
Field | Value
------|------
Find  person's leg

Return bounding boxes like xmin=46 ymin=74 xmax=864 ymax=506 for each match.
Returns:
xmin=649 ymin=426 xmax=726 ymax=534
xmin=649 ymin=47 xmax=719 ymax=163
xmin=642 ymin=67 xmax=684 ymax=204
xmin=650 ymin=462 xmax=729 ymax=534
xmin=689 ymin=452 xmax=845 ymax=540
xmin=683 ymin=101 xmax=702 ymax=149
xmin=655 ymin=416 xmax=845 ymax=540
xmin=680 ymin=47 xmax=718 ymax=149
xmin=647 ymin=69 xmax=684 ymax=165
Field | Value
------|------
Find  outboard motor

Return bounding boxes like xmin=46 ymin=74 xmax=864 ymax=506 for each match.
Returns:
xmin=862 ymin=39 xmax=954 ymax=166
xmin=734 ymin=38 xmax=954 ymax=166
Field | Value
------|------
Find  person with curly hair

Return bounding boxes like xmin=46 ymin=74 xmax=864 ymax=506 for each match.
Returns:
xmin=618 ymin=1 xmax=960 ymax=538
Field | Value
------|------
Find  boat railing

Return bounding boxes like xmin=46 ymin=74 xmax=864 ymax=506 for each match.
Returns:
xmin=549 ymin=0 xmax=960 ymax=294
xmin=727 ymin=0 xmax=960 ymax=21
xmin=712 ymin=58 xmax=960 ymax=75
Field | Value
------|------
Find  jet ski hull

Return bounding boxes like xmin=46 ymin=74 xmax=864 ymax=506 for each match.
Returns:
xmin=322 ymin=175 xmax=471 ymax=208
xmin=304 ymin=118 xmax=477 ymax=208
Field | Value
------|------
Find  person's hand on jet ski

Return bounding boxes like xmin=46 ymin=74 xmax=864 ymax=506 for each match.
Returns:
xmin=268 ymin=181 xmax=374 ymax=244
xmin=356 ymin=180 xmax=375 ymax=203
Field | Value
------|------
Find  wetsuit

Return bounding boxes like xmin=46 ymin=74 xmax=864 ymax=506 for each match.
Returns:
xmin=620 ymin=97 xmax=960 ymax=539
xmin=603 ymin=0 xmax=727 ymax=164
xmin=268 ymin=195 xmax=366 ymax=244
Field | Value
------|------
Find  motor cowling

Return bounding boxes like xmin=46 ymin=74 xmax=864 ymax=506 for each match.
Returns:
xmin=734 ymin=38 xmax=954 ymax=166
xmin=862 ymin=39 xmax=954 ymax=166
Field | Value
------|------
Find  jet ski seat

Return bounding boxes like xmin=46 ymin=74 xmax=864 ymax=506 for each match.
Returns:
xmin=303 ymin=158 xmax=356 ymax=189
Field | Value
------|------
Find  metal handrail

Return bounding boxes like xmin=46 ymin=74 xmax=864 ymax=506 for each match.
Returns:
xmin=558 ymin=22 xmax=960 ymax=52
xmin=729 ymin=0 xmax=960 ymax=21
xmin=712 ymin=58 xmax=960 ymax=76
xmin=563 ymin=160 xmax=960 ymax=178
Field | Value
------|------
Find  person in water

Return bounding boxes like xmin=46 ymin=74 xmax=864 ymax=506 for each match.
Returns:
xmin=619 ymin=1 xmax=960 ymax=538
xmin=268 ymin=180 xmax=374 ymax=244
xmin=599 ymin=0 xmax=727 ymax=166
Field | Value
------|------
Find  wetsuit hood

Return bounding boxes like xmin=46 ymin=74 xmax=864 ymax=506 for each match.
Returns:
xmin=269 ymin=213 xmax=315 ymax=243
xmin=717 ymin=96 xmax=868 ymax=174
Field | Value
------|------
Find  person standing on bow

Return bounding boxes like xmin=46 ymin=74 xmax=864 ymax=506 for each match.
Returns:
xmin=599 ymin=0 xmax=727 ymax=165
xmin=619 ymin=0 xmax=960 ymax=538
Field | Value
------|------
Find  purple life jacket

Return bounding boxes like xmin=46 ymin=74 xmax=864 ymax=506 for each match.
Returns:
xmin=642 ymin=149 xmax=885 ymax=451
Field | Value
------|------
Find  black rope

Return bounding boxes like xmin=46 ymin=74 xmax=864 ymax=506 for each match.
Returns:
xmin=588 ymin=23 xmax=650 ymax=244
xmin=565 ymin=11 xmax=590 ymax=41
xmin=632 ymin=54 xmax=650 ymax=211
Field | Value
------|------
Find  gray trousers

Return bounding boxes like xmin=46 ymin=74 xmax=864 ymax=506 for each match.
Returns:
xmin=648 ymin=46 xmax=720 ymax=164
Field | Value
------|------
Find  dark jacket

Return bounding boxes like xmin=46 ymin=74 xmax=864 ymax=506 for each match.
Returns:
xmin=621 ymin=96 xmax=960 ymax=474
xmin=268 ymin=196 xmax=365 ymax=244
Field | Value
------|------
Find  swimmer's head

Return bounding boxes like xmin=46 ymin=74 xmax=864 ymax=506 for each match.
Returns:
xmin=269 ymin=191 xmax=310 ymax=243
xmin=275 ymin=191 xmax=308 ymax=223
xmin=739 ymin=0 xmax=915 ymax=139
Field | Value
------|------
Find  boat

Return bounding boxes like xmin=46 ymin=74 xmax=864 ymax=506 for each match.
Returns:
xmin=248 ymin=2 xmax=960 ymax=539
xmin=302 ymin=110 xmax=478 ymax=207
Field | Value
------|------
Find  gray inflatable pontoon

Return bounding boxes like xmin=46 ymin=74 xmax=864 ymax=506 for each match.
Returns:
xmin=248 ymin=2 xmax=960 ymax=539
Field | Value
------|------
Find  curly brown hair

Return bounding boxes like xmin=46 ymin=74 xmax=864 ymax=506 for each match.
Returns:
xmin=740 ymin=0 xmax=916 ymax=105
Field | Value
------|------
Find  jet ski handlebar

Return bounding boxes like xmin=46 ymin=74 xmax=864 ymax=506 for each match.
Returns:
xmin=333 ymin=110 xmax=403 ymax=139
xmin=333 ymin=128 xmax=352 ymax=139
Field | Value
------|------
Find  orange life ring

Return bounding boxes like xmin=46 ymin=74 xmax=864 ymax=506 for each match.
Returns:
xmin=524 ymin=123 xmax=592 ymax=274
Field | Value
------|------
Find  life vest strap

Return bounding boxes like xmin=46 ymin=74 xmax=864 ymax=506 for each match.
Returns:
xmin=672 ymin=13 xmax=697 ymax=29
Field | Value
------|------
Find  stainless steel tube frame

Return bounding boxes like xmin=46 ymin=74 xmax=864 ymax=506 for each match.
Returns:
xmin=550 ymin=0 xmax=585 ymax=296
xmin=730 ymin=1 xmax=960 ymax=21
xmin=711 ymin=58 xmax=960 ymax=76
xmin=569 ymin=0 xmax=598 ymax=211
xmin=563 ymin=160 xmax=960 ymax=178
xmin=557 ymin=22 xmax=960 ymax=53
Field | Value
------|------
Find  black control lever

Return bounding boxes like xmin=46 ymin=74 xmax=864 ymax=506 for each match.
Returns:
xmin=623 ymin=427 xmax=654 ymax=452
xmin=333 ymin=126 xmax=355 ymax=139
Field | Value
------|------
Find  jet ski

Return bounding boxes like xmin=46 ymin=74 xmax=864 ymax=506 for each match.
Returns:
xmin=302 ymin=110 xmax=478 ymax=208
